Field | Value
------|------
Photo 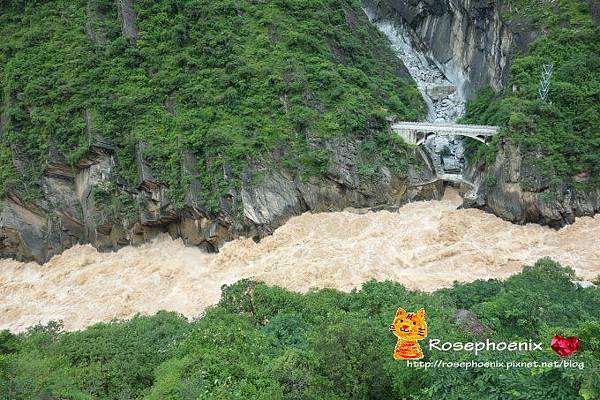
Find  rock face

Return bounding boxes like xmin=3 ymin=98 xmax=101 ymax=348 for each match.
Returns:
xmin=0 ymin=134 xmax=441 ymax=263
xmin=454 ymin=309 xmax=493 ymax=337
xmin=364 ymin=0 xmax=600 ymax=227
xmin=364 ymin=0 xmax=513 ymax=98
xmin=364 ymin=4 xmax=474 ymax=182
xmin=0 ymin=175 xmax=84 ymax=262
xmin=118 ymin=0 xmax=138 ymax=45
xmin=473 ymin=139 xmax=600 ymax=227
xmin=590 ymin=0 xmax=600 ymax=25
xmin=364 ymin=6 xmax=467 ymax=122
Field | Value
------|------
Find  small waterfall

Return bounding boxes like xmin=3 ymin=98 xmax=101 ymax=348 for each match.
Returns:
xmin=363 ymin=7 xmax=469 ymax=179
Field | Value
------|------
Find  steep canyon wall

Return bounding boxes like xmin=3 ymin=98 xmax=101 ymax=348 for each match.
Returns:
xmin=364 ymin=0 xmax=514 ymax=99
xmin=0 ymin=136 xmax=441 ymax=262
xmin=367 ymin=0 xmax=600 ymax=226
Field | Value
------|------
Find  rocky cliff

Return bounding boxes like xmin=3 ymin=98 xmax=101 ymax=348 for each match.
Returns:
xmin=367 ymin=0 xmax=600 ymax=227
xmin=363 ymin=0 xmax=514 ymax=99
xmin=0 ymin=133 xmax=440 ymax=262
xmin=466 ymin=139 xmax=600 ymax=227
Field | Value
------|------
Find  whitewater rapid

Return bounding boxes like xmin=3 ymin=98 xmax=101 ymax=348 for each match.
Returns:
xmin=1 ymin=190 xmax=599 ymax=332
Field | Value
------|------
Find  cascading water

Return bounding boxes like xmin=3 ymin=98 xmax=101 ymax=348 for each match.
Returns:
xmin=362 ymin=7 xmax=469 ymax=178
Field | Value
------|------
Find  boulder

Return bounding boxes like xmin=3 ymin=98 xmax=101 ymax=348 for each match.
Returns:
xmin=454 ymin=309 xmax=493 ymax=336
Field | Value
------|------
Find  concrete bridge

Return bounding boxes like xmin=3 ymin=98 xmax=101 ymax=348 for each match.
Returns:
xmin=393 ymin=121 xmax=499 ymax=192
xmin=409 ymin=173 xmax=475 ymax=186
xmin=392 ymin=122 xmax=499 ymax=146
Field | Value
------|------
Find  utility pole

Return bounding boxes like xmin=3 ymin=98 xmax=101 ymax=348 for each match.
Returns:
xmin=538 ymin=64 xmax=553 ymax=101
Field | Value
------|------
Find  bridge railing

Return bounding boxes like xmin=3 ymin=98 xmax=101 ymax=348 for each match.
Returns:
xmin=391 ymin=121 xmax=500 ymax=131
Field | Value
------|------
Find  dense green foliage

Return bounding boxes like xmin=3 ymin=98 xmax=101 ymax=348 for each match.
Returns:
xmin=1 ymin=258 xmax=598 ymax=399
xmin=462 ymin=0 xmax=600 ymax=189
xmin=0 ymin=0 xmax=424 ymax=206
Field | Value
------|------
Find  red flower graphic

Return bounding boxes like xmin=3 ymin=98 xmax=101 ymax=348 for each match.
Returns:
xmin=551 ymin=335 xmax=579 ymax=357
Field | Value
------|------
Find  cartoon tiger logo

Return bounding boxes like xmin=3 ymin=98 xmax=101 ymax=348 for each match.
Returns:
xmin=389 ymin=307 xmax=427 ymax=360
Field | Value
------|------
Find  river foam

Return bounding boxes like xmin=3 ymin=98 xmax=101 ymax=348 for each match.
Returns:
xmin=1 ymin=190 xmax=599 ymax=332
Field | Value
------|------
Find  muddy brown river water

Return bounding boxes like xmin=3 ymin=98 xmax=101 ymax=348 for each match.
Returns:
xmin=1 ymin=189 xmax=599 ymax=332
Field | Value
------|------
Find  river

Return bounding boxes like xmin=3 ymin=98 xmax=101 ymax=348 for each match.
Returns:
xmin=1 ymin=189 xmax=598 ymax=332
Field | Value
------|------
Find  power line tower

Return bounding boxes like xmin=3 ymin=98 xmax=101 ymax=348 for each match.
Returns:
xmin=538 ymin=64 xmax=553 ymax=101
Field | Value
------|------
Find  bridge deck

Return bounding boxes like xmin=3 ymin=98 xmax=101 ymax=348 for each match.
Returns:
xmin=392 ymin=122 xmax=499 ymax=136
xmin=393 ymin=121 xmax=499 ymax=190
xmin=395 ymin=121 xmax=499 ymax=191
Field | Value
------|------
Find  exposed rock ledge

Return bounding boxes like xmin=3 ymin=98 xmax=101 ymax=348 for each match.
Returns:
xmin=3 ymin=135 xmax=598 ymax=263
xmin=466 ymin=139 xmax=600 ymax=228
xmin=0 ymin=137 xmax=441 ymax=263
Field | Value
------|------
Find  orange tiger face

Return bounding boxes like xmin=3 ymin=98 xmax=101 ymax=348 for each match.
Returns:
xmin=389 ymin=307 xmax=427 ymax=341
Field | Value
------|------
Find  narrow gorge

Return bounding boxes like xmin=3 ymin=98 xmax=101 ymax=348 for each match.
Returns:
xmin=1 ymin=2 xmax=599 ymax=397
xmin=0 ymin=0 xmax=599 ymax=332
xmin=364 ymin=3 xmax=472 ymax=187
xmin=1 ymin=0 xmax=597 ymax=263
xmin=364 ymin=0 xmax=600 ymax=226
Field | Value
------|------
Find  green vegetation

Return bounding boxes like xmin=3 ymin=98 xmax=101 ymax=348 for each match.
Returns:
xmin=1 ymin=258 xmax=598 ymax=399
xmin=0 ymin=0 xmax=424 ymax=206
xmin=357 ymin=132 xmax=413 ymax=180
xmin=462 ymin=0 xmax=600 ymax=188
xmin=91 ymin=182 xmax=139 ymax=225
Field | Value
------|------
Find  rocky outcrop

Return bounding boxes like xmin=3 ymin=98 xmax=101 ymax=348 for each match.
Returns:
xmin=453 ymin=309 xmax=493 ymax=337
xmin=0 ymin=133 xmax=441 ymax=263
xmin=84 ymin=1 xmax=108 ymax=45
xmin=363 ymin=0 xmax=513 ymax=99
xmin=474 ymin=139 xmax=600 ymax=227
xmin=0 ymin=176 xmax=84 ymax=262
xmin=118 ymin=0 xmax=138 ymax=45
xmin=364 ymin=7 xmax=467 ymax=123
xmin=589 ymin=0 xmax=600 ymax=25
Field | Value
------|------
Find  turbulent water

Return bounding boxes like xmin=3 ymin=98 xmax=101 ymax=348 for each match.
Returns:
xmin=1 ymin=190 xmax=599 ymax=332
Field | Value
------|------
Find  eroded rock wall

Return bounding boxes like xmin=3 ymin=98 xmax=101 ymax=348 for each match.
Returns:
xmin=118 ymin=0 xmax=138 ymax=45
xmin=0 ymin=133 xmax=441 ymax=263
xmin=471 ymin=139 xmax=600 ymax=227
xmin=364 ymin=0 xmax=513 ymax=98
